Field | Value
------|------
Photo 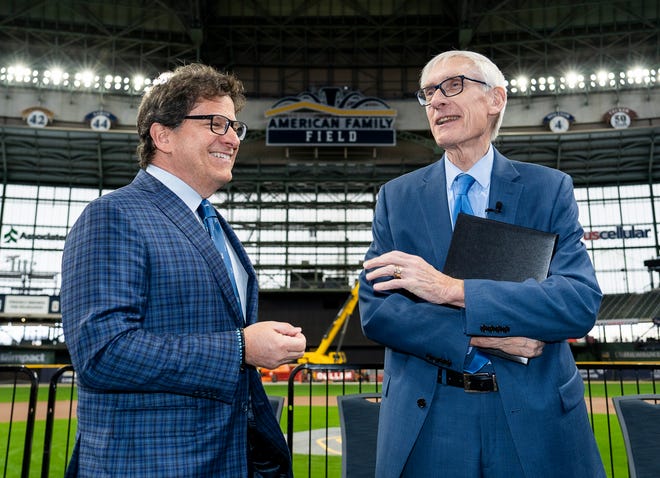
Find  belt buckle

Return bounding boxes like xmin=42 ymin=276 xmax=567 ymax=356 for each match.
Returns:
xmin=463 ymin=372 xmax=498 ymax=393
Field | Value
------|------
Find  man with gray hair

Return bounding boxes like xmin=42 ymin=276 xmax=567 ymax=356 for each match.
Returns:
xmin=359 ymin=51 xmax=605 ymax=477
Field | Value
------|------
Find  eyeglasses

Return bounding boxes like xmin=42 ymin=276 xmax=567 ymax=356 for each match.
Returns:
xmin=415 ymin=75 xmax=490 ymax=106
xmin=183 ymin=114 xmax=248 ymax=140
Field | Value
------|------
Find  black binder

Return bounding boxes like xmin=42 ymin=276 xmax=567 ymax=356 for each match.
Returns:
xmin=443 ymin=213 xmax=558 ymax=364
xmin=444 ymin=214 xmax=557 ymax=282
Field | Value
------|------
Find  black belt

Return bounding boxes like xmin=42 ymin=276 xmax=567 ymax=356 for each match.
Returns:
xmin=437 ymin=368 xmax=498 ymax=393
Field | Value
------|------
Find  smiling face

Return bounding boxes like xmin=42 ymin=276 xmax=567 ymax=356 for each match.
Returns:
xmin=423 ymin=56 xmax=505 ymax=166
xmin=150 ymin=95 xmax=241 ymax=197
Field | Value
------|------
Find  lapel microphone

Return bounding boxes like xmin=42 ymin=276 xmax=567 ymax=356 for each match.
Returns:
xmin=485 ymin=201 xmax=503 ymax=214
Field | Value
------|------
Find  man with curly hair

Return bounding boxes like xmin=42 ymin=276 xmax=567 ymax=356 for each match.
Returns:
xmin=62 ymin=63 xmax=305 ymax=477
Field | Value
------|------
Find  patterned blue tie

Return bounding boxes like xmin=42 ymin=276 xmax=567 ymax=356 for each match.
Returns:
xmin=198 ymin=199 xmax=242 ymax=312
xmin=452 ymin=174 xmax=489 ymax=373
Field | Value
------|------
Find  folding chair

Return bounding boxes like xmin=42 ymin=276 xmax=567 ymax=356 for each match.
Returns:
xmin=613 ymin=394 xmax=660 ymax=478
xmin=268 ymin=395 xmax=285 ymax=422
xmin=337 ymin=393 xmax=381 ymax=478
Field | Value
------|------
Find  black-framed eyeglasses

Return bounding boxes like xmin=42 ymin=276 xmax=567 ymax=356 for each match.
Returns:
xmin=415 ymin=75 xmax=490 ymax=106
xmin=183 ymin=114 xmax=248 ymax=140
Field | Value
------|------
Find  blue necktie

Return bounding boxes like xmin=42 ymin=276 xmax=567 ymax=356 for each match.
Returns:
xmin=452 ymin=173 xmax=475 ymax=227
xmin=198 ymin=199 xmax=242 ymax=312
xmin=452 ymin=174 xmax=489 ymax=373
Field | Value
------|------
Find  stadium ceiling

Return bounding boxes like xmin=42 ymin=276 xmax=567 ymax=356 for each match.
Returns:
xmin=1 ymin=125 xmax=659 ymax=191
xmin=0 ymin=1 xmax=659 ymax=191
xmin=1 ymin=1 xmax=658 ymax=99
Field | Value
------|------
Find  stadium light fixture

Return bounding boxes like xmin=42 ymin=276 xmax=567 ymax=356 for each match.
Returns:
xmin=0 ymin=60 xmax=658 ymax=98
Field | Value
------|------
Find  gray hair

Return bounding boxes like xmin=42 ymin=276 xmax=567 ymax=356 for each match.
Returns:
xmin=420 ymin=50 xmax=507 ymax=140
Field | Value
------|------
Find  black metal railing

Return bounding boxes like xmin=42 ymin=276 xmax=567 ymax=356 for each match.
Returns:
xmin=1 ymin=361 xmax=659 ymax=477
xmin=41 ymin=365 xmax=76 ymax=478
xmin=0 ymin=366 xmax=39 ymax=478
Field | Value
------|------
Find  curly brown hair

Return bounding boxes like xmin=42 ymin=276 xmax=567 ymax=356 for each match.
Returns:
xmin=135 ymin=63 xmax=246 ymax=168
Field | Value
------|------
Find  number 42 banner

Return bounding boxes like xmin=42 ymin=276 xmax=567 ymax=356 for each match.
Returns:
xmin=21 ymin=106 xmax=55 ymax=128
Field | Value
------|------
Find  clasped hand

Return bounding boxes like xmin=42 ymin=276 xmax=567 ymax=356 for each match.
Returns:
xmin=244 ymin=321 xmax=307 ymax=370
xmin=363 ymin=250 xmax=544 ymax=359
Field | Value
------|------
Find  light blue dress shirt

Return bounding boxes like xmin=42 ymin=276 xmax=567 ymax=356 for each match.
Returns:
xmin=444 ymin=144 xmax=494 ymax=227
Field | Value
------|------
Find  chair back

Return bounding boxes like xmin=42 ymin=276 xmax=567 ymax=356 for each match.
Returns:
xmin=268 ymin=395 xmax=285 ymax=422
xmin=613 ymin=394 xmax=660 ymax=478
xmin=337 ymin=393 xmax=381 ymax=478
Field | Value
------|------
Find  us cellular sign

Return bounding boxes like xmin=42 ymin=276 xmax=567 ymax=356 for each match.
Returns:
xmin=265 ymin=87 xmax=397 ymax=147
xmin=583 ymin=225 xmax=651 ymax=241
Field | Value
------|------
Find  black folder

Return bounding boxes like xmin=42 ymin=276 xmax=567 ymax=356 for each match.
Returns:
xmin=444 ymin=214 xmax=557 ymax=282
xmin=443 ymin=213 xmax=558 ymax=364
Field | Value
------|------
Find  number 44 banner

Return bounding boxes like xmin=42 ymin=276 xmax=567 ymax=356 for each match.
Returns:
xmin=84 ymin=110 xmax=118 ymax=131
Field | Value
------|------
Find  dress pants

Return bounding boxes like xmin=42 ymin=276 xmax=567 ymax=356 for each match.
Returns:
xmin=401 ymin=371 xmax=526 ymax=478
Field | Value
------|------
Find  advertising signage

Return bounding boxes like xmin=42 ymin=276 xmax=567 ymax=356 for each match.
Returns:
xmin=265 ymin=87 xmax=397 ymax=147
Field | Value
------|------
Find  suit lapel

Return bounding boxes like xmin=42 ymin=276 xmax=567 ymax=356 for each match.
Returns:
xmin=487 ymin=149 xmax=523 ymax=224
xmin=132 ymin=171 xmax=247 ymax=325
xmin=417 ymin=161 xmax=454 ymax=268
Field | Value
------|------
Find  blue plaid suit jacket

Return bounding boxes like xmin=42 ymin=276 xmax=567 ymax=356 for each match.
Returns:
xmin=61 ymin=170 xmax=290 ymax=477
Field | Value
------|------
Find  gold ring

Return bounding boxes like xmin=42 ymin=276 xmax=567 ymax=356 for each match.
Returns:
xmin=393 ymin=265 xmax=402 ymax=279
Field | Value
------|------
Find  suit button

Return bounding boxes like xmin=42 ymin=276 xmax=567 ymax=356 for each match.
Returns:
xmin=417 ymin=398 xmax=426 ymax=408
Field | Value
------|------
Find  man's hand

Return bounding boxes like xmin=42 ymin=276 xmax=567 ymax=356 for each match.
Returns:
xmin=470 ymin=336 xmax=544 ymax=358
xmin=363 ymin=250 xmax=465 ymax=307
xmin=244 ymin=321 xmax=307 ymax=370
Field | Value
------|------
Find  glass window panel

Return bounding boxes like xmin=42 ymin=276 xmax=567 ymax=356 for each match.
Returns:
xmin=5 ymin=184 xmax=39 ymax=198
xmin=287 ymin=209 xmax=312 ymax=221
xmin=235 ymin=208 xmax=259 ymax=221
xmin=261 ymin=230 xmax=287 ymax=241
xmin=583 ymin=202 xmax=622 ymax=226
xmin=69 ymin=188 xmax=100 ymax=201
xmin=350 ymin=209 xmax=375 ymax=221
xmin=317 ymin=209 xmax=342 ymax=221
xmin=3 ymin=199 xmax=36 ymax=224
xmin=619 ymin=184 xmax=649 ymax=198
xmin=620 ymin=199 xmax=653 ymax=223
xmin=585 ymin=187 xmax=604 ymax=200
xmin=264 ymin=209 xmax=287 ymax=221
xmin=573 ymin=188 xmax=588 ymax=200
xmin=36 ymin=203 xmax=70 ymax=227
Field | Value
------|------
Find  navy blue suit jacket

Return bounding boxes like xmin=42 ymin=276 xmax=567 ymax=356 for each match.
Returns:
xmin=61 ymin=170 xmax=290 ymax=477
xmin=359 ymin=149 xmax=605 ymax=477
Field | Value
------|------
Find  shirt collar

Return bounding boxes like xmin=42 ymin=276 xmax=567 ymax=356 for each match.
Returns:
xmin=145 ymin=165 xmax=203 ymax=216
xmin=444 ymin=144 xmax=494 ymax=191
